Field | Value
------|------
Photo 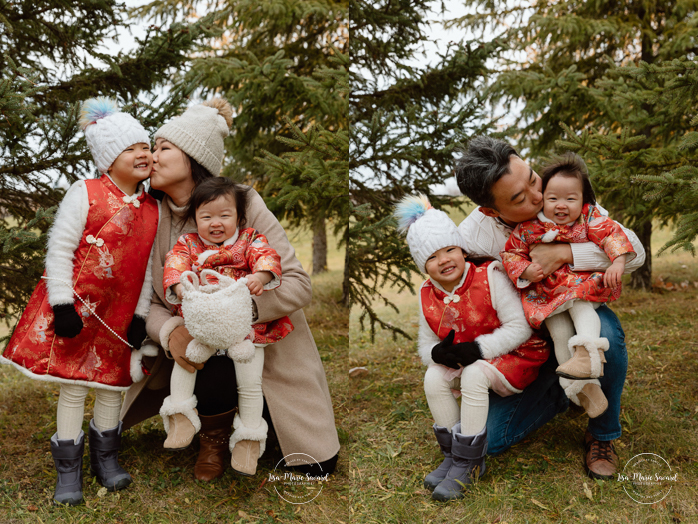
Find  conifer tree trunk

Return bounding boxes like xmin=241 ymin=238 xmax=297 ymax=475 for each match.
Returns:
xmin=311 ymin=213 xmax=328 ymax=275
xmin=630 ymin=221 xmax=652 ymax=291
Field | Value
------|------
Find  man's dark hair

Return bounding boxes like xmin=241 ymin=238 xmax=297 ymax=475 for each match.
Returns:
xmin=454 ymin=136 xmax=520 ymax=209
xmin=183 ymin=177 xmax=252 ymax=229
xmin=541 ymin=153 xmax=596 ymax=206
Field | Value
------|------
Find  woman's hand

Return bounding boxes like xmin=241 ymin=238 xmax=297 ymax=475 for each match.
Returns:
xmin=168 ymin=325 xmax=204 ymax=373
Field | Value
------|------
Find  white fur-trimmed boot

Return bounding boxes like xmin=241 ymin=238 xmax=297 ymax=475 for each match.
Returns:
xmin=561 ymin=378 xmax=608 ymax=418
xmin=556 ymin=336 xmax=609 ymax=380
xmin=160 ymin=395 xmax=201 ymax=450
xmin=229 ymin=414 xmax=268 ymax=476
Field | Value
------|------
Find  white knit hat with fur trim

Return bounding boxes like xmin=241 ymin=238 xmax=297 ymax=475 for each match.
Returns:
xmin=80 ymin=97 xmax=150 ymax=174
xmin=394 ymin=194 xmax=468 ymax=272
xmin=153 ymin=98 xmax=233 ymax=177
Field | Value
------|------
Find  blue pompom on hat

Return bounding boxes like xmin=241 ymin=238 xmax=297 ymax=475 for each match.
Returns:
xmin=80 ymin=97 xmax=150 ymax=174
xmin=394 ymin=193 xmax=468 ymax=272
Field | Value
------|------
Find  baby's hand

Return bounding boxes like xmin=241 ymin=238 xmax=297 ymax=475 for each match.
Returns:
xmin=604 ymin=256 xmax=626 ymax=289
xmin=521 ymin=263 xmax=545 ymax=283
xmin=246 ymin=271 xmax=273 ymax=296
xmin=173 ymin=283 xmax=183 ymax=301
xmin=246 ymin=275 xmax=265 ymax=296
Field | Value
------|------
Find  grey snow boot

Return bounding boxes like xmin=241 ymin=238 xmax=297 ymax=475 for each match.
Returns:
xmin=424 ymin=424 xmax=453 ymax=491
xmin=88 ymin=420 xmax=132 ymax=491
xmin=50 ymin=431 xmax=85 ymax=506
xmin=432 ymin=424 xmax=487 ymax=501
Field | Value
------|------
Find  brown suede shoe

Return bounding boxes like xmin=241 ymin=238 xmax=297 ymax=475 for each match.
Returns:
xmin=583 ymin=431 xmax=618 ymax=480
xmin=194 ymin=409 xmax=236 ymax=482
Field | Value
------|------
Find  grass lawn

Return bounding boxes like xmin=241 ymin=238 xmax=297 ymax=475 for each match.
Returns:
xmin=0 ymin=223 xmax=351 ymax=523
xmin=348 ymin=205 xmax=698 ymax=523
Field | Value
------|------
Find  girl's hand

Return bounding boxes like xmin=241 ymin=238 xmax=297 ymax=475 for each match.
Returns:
xmin=521 ymin=262 xmax=545 ymax=283
xmin=603 ymin=257 xmax=626 ymax=289
xmin=52 ymin=304 xmax=83 ymax=338
xmin=173 ymin=283 xmax=183 ymax=301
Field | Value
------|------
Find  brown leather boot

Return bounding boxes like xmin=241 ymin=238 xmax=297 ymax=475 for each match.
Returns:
xmin=194 ymin=409 xmax=235 ymax=482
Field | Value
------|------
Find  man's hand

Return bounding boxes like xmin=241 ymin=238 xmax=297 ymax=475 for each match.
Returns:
xmin=521 ymin=263 xmax=545 ymax=283
xmin=529 ymin=243 xmax=573 ymax=277
xmin=603 ymin=255 xmax=626 ymax=289
xmin=168 ymin=325 xmax=204 ymax=373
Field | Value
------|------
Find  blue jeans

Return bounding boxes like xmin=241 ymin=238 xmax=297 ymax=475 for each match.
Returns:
xmin=486 ymin=305 xmax=628 ymax=455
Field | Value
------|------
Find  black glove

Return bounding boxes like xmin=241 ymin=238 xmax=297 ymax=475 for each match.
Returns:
xmin=52 ymin=304 xmax=83 ymax=338
xmin=432 ymin=329 xmax=483 ymax=369
xmin=127 ymin=316 xmax=147 ymax=349
xmin=431 ymin=329 xmax=456 ymax=365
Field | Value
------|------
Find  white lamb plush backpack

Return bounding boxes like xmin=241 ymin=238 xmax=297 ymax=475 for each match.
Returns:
xmin=179 ymin=269 xmax=255 ymax=364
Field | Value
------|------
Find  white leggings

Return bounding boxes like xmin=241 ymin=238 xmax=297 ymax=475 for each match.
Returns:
xmin=545 ymin=300 xmax=601 ymax=366
xmin=169 ymin=345 xmax=265 ymax=430
xmin=424 ymin=364 xmax=492 ymax=436
xmin=56 ymin=384 xmax=122 ymax=442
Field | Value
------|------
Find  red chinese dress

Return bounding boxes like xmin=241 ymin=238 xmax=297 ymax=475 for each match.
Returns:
xmin=501 ymin=203 xmax=635 ymax=328
xmin=163 ymin=229 xmax=293 ymax=345
xmin=421 ymin=261 xmax=550 ymax=394
xmin=2 ymin=175 xmax=159 ymax=390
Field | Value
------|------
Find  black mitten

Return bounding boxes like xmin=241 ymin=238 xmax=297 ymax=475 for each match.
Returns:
xmin=431 ymin=329 xmax=456 ymax=366
xmin=127 ymin=316 xmax=147 ymax=349
xmin=52 ymin=304 xmax=83 ymax=338
xmin=443 ymin=341 xmax=483 ymax=369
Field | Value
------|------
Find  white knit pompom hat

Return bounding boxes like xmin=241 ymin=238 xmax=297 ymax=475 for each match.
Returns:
xmin=153 ymin=98 xmax=233 ymax=177
xmin=394 ymin=194 xmax=468 ymax=272
xmin=79 ymin=97 xmax=150 ymax=174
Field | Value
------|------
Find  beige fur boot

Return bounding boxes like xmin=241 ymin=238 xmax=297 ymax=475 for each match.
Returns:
xmin=229 ymin=415 xmax=267 ymax=476
xmin=160 ymin=395 xmax=201 ymax=450
xmin=556 ymin=336 xmax=609 ymax=380
xmin=561 ymin=378 xmax=608 ymax=419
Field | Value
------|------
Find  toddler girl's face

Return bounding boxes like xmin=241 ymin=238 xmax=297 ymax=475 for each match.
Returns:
xmin=425 ymin=246 xmax=466 ymax=292
xmin=196 ymin=194 xmax=238 ymax=245
xmin=543 ymin=174 xmax=584 ymax=225
xmin=108 ymin=143 xmax=152 ymax=187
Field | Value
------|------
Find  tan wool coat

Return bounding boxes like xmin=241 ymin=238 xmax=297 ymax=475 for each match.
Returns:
xmin=120 ymin=189 xmax=340 ymax=463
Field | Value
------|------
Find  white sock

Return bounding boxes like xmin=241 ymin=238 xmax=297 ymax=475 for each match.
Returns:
xmin=94 ymin=389 xmax=122 ymax=432
xmin=56 ymin=384 xmax=89 ymax=442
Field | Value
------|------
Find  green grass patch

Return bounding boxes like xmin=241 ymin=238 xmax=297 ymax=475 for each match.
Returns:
xmin=0 ymin=225 xmax=349 ymax=523
xmin=348 ymin=215 xmax=698 ymax=523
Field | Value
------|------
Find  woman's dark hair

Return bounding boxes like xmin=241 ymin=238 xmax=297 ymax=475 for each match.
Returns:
xmin=183 ymin=177 xmax=252 ymax=229
xmin=540 ymin=153 xmax=596 ymax=205
xmin=187 ymin=154 xmax=215 ymax=187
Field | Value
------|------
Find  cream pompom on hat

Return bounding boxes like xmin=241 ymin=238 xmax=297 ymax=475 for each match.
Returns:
xmin=394 ymin=194 xmax=468 ymax=272
xmin=153 ymin=98 xmax=233 ymax=176
xmin=79 ymin=97 xmax=151 ymax=174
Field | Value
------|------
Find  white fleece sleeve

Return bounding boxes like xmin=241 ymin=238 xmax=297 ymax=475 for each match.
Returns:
xmin=569 ymin=208 xmax=646 ymax=274
xmin=134 ymin=244 xmax=155 ymax=318
xmin=45 ymin=181 xmax=89 ymax=306
xmin=475 ymin=264 xmax=532 ymax=360
xmin=417 ymin=285 xmax=441 ymax=366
